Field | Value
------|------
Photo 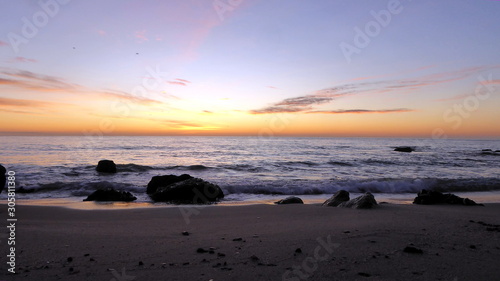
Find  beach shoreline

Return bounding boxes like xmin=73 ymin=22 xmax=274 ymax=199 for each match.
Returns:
xmin=1 ymin=203 xmax=499 ymax=280
xmin=9 ymin=190 xmax=500 ymax=210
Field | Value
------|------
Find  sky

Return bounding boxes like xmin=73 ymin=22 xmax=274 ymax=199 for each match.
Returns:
xmin=0 ymin=0 xmax=499 ymax=138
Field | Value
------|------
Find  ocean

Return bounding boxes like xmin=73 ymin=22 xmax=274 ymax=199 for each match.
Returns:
xmin=1 ymin=136 xmax=499 ymax=207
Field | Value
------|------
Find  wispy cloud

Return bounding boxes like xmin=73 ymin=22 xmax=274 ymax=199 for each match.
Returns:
xmin=434 ymin=94 xmax=471 ymax=102
xmin=0 ymin=97 xmax=53 ymax=107
xmin=134 ymin=30 xmax=148 ymax=42
xmin=167 ymin=78 xmax=191 ymax=86
xmin=168 ymin=81 xmax=187 ymax=86
xmin=481 ymin=79 xmax=500 ymax=85
xmin=250 ymin=86 xmax=353 ymax=114
xmin=0 ymin=96 xmax=74 ymax=116
xmin=0 ymin=41 xmax=7 ymax=47
xmin=250 ymin=65 xmax=500 ymax=114
xmin=143 ymin=118 xmax=220 ymax=130
xmin=7 ymin=57 xmax=37 ymax=63
xmin=307 ymin=108 xmax=415 ymax=114
xmin=0 ymin=69 xmax=79 ymax=92
xmin=0 ymin=108 xmax=43 ymax=115
xmin=98 ymin=90 xmax=164 ymax=105
xmin=97 ymin=30 xmax=106 ymax=36
xmin=175 ymin=78 xmax=190 ymax=83
xmin=1 ymin=68 xmax=166 ymax=106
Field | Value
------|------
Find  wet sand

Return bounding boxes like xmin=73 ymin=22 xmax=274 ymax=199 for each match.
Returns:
xmin=1 ymin=203 xmax=500 ymax=280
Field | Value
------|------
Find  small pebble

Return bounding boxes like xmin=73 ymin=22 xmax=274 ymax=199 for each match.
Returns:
xmin=138 ymin=261 xmax=144 ymax=266
xmin=403 ymin=246 xmax=423 ymax=254
xmin=182 ymin=231 xmax=190 ymax=236
xmin=67 ymin=257 xmax=73 ymax=262
xmin=295 ymin=248 xmax=302 ymax=254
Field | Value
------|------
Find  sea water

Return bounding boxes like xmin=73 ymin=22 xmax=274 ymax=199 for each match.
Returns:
xmin=1 ymin=136 xmax=499 ymax=207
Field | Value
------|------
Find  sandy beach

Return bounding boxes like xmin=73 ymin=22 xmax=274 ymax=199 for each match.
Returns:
xmin=1 ymin=203 xmax=499 ymax=281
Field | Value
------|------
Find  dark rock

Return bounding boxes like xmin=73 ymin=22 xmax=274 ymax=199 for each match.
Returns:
xmin=394 ymin=146 xmax=414 ymax=152
xmin=96 ymin=160 xmax=117 ymax=173
xmin=196 ymin=248 xmax=207 ymax=253
xmin=295 ymin=248 xmax=302 ymax=254
xmin=338 ymin=192 xmax=378 ymax=209
xmin=322 ymin=190 xmax=350 ymax=207
xmin=403 ymin=246 xmax=423 ymax=254
xmin=147 ymin=174 xmax=193 ymax=194
xmin=83 ymin=188 xmax=137 ymax=202
xmin=481 ymin=149 xmax=499 ymax=155
xmin=138 ymin=261 xmax=144 ymax=266
xmin=274 ymin=196 xmax=304 ymax=205
xmin=413 ymin=189 xmax=482 ymax=206
xmin=358 ymin=272 xmax=371 ymax=277
xmin=233 ymin=238 xmax=243 ymax=241
xmin=148 ymin=176 xmax=224 ymax=204
xmin=0 ymin=164 xmax=5 ymax=194
xmin=67 ymin=257 xmax=73 ymax=262
xmin=413 ymin=189 xmax=444 ymax=205
xmin=182 ymin=231 xmax=190 ymax=236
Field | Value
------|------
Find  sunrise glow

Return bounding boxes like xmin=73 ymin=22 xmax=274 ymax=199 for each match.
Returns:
xmin=1 ymin=0 xmax=499 ymax=138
